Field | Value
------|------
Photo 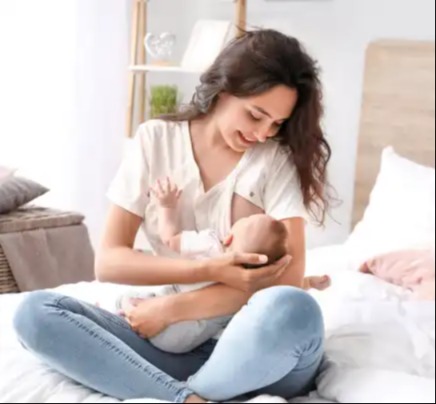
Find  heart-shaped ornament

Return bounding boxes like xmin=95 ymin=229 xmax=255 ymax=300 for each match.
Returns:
xmin=144 ymin=33 xmax=176 ymax=62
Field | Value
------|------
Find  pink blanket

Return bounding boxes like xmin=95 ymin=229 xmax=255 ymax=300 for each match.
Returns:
xmin=360 ymin=249 xmax=435 ymax=300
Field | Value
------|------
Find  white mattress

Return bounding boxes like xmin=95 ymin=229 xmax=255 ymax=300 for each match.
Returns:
xmin=0 ymin=245 xmax=434 ymax=403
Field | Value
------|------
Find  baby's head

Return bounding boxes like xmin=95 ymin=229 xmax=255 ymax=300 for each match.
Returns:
xmin=225 ymin=214 xmax=287 ymax=267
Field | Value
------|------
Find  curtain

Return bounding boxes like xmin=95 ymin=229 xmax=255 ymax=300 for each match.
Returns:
xmin=0 ymin=0 xmax=129 ymax=245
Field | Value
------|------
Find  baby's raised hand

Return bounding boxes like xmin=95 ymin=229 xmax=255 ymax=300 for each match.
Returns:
xmin=151 ymin=177 xmax=182 ymax=208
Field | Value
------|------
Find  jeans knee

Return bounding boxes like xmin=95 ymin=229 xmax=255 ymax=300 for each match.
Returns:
xmin=250 ymin=286 xmax=324 ymax=340
xmin=13 ymin=291 xmax=63 ymax=350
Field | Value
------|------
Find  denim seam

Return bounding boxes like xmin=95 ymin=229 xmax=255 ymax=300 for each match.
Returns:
xmin=55 ymin=296 xmax=132 ymax=331
xmin=56 ymin=304 xmax=193 ymax=401
xmin=256 ymin=336 xmax=324 ymax=388
xmin=175 ymin=389 xmax=195 ymax=403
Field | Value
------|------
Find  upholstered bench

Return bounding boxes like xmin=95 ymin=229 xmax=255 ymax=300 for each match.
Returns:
xmin=0 ymin=207 xmax=95 ymax=294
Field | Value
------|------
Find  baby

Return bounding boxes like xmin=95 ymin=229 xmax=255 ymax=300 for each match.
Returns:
xmin=117 ymin=178 xmax=330 ymax=354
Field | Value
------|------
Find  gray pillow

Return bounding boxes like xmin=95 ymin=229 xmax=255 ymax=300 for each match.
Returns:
xmin=0 ymin=177 xmax=49 ymax=214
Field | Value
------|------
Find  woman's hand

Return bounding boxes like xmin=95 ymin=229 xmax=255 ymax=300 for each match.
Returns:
xmin=122 ymin=297 xmax=173 ymax=339
xmin=207 ymin=253 xmax=292 ymax=294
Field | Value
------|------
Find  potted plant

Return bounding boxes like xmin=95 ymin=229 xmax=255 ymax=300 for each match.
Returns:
xmin=150 ymin=85 xmax=179 ymax=118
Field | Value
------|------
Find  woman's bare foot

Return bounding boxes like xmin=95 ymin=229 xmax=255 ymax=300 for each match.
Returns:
xmin=309 ymin=275 xmax=332 ymax=291
xmin=185 ymin=395 xmax=207 ymax=403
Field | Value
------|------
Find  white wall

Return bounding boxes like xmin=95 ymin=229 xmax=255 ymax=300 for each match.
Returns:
xmin=0 ymin=0 xmax=129 ymax=247
xmin=0 ymin=1 xmax=77 ymax=209
xmin=1 ymin=0 xmax=434 ymax=250
xmin=72 ymin=0 xmax=129 ymax=246
xmin=155 ymin=0 xmax=435 ymax=248
xmin=246 ymin=0 xmax=436 ymax=247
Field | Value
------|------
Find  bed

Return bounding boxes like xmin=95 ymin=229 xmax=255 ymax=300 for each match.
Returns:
xmin=0 ymin=40 xmax=435 ymax=403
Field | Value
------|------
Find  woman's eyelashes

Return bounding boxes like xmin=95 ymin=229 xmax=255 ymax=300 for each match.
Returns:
xmin=247 ymin=110 xmax=285 ymax=135
xmin=248 ymin=111 xmax=262 ymax=122
xmin=250 ymin=110 xmax=283 ymax=123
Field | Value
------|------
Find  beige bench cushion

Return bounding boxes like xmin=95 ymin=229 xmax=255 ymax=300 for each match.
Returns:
xmin=0 ymin=207 xmax=84 ymax=234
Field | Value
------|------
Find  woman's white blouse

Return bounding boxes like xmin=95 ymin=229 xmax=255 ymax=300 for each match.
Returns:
xmin=107 ymin=120 xmax=308 ymax=257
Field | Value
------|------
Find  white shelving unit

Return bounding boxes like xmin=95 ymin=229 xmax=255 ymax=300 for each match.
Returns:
xmin=126 ymin=0 xmax=247 ymax=138
xmin=129 ymin=65 xmax=201 ymax=74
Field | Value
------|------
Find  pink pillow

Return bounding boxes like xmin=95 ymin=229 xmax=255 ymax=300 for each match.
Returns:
xmin=360 ymin=249 xmax=435 ymax=300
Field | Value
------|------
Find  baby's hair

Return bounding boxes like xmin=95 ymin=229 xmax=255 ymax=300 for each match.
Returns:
xmin=243 ymin=220 xmax=288 ymax=270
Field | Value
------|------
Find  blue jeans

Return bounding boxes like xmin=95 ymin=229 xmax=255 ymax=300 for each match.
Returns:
xmin=13 ymin=286 xmax=324 ymax=403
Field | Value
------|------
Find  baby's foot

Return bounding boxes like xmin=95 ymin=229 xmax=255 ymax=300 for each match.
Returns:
xmin=310 ymin=275 xmax=332 ymax=291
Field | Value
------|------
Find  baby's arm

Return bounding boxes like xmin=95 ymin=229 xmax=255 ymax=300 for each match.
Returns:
xmin=151 ymin=178 xmax=182 ymax=253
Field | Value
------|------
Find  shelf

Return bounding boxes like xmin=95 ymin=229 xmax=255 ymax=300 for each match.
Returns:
xmin=126 ymin=0 xmax=247 ymax=137
xmin=129 ymin=65 xmax=202 ymax=74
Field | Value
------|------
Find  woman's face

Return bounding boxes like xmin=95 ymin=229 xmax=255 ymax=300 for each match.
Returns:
xmin=214 ymin=85 xmax=298 ymax=153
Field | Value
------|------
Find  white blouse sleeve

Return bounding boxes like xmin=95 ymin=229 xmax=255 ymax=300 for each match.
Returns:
xmin=106 ymin=124 xmax=150 ymax=218
xmin=264 ymin=148 xmax=309 ymax=222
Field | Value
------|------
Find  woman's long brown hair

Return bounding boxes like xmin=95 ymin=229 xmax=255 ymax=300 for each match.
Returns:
xmin=163 ymin=29 xmax=332 ymax=224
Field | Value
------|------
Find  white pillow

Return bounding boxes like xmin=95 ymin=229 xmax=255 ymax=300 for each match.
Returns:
xmin=0 ymin=165 xmax=16 ymax=184
xmin=346 ymin=147 xmax=435 ymax=269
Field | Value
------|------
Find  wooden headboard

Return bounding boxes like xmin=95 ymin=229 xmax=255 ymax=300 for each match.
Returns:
xmin=352 ymin=40 xmax=436 ymax=227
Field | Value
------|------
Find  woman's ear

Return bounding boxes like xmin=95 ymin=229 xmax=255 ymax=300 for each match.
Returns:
xmin=223 ymin=234 xmax=233 ymax=247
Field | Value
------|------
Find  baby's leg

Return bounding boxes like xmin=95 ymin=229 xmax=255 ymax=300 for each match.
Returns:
xmin=115 ymin=285 xmax=177 ymax=313
xmin=115 ymin=290 xmax=158 ymax=314
xmin=150 ymin=316 xmax=231 ymax=354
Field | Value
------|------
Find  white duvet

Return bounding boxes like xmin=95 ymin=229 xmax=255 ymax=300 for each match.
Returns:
xmin=0 ymin=245 xmax=434 ymax=403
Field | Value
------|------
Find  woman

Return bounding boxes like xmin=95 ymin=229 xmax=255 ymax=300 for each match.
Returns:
xmin=14 ymin=29 xmax=331 ymax=403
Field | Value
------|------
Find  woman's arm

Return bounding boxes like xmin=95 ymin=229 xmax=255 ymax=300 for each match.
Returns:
xmin=126 ymin=256 xmax=291 ymax=337
xmin=125 ymin=219 xmax=303 ymax=336
xmin=276 ymin=217 xmax=306 ymax=288
xmin=95 ymin=205 xmax=206 ymax=285
xmin=95 ymin=204 xmax=279 ymax=287
xmin=151 ymin=218 xmax=306 ymax=324
xmin=165 ymin=284 xmax=250 ymax=323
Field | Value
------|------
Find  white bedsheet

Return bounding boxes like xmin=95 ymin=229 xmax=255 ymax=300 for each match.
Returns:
xmin=0 ymin=245 xmax=434 ymax=403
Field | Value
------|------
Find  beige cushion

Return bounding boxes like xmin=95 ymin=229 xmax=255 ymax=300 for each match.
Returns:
xmin=0 ymin=207 xmax=84 ymax=234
